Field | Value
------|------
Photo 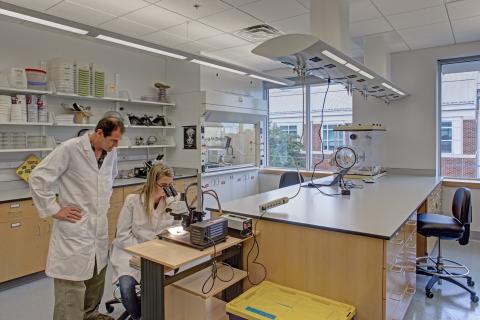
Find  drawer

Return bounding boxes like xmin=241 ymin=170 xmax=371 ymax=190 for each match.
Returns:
xmin=110 ymin=188 xmax=123 ymax=205
xmin=385 ymin=230 xmax=405 ymax=267
xmin=0 ymin=200 xmax=38 ymax=222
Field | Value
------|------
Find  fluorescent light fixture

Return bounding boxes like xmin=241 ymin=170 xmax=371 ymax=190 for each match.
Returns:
xmin=382 ymin=82 xmax=393 ymax=89
xmin=190 ymin=59 xmax=247 ymax=75
xmin=0 ymin=8 xmax=88 ymax=35
xmin=345 ymin=63 xmax=360 ymax=72
xmin=321 ymin=50 xmax=347 ymax=65
xmin=396 ymin=90 xmax=405 ymax=96
xmin=96 ymin=35 xmax=187 ymax=60
xmin=359 ymin=70 xmax=374 ymax=79
xmin=249 ymin=74 xmax=287 ymax=85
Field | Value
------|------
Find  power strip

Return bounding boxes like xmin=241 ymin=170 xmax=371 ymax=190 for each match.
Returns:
xmin=259 ymin=197 xmax=289 ymax=212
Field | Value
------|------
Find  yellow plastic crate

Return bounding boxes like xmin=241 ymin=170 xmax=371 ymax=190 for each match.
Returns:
xmin=226 ymin=281 xmax=355 ymax=320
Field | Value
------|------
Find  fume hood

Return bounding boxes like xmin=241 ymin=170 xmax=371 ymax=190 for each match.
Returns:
xmin=252 ymin=34 xmax=408 ymax=103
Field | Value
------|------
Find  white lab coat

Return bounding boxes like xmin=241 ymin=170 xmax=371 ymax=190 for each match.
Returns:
xmin=29 ymin=133 xmax=118 ymax=281
xmin=110 ymin=193 xmax=176 ymax=284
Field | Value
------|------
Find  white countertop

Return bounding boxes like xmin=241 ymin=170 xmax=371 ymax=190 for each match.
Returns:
xmin=202 ymin=166 xmax=258 ymax=177
xmin=214 ymin=174 xmax=441 ymax=240
xmin=0 ymin=174 xmax=197 ymax=203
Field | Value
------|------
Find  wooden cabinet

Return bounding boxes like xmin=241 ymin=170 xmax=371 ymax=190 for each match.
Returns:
xmin=0 ymin=200 xmax=50 ymax=283
xmin=384 ymin=213 xmax=417 ymax=320
xmin=0 ymin=177 xmax=198 ymax=283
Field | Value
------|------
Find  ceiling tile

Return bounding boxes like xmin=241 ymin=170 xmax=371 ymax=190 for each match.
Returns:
xmin=156 ymin=0 xmax=229 ymax=19
xmin=100 ymin=17 xmax=157 ymax=37
xmin=122 ymin=5 xmax=188 ymax=30
xmin=371 ymin=0 xmax=443 ymax=16
xmin=221 ymin=0 xmax=260 ymax=7
xmin=164 ymin=21 xmax=222 ymax=42
xmin=174 ymin=41 xmax=217 ymax=54
xmin=199 ymin=33 xmax=250 ymax=50
xmin=239 ymin=0 xmax=308 ymax=22
xmin=71 ymin=0 xmax=148 ymax=16
xmin=2 ymin=0 xmax=62 ymax=11
xmin=447 ymin=0 xmax=480 ymax=20
xmin=350 ymin=0 xmax=382 ymax=23
xmin=141 ymin=30 xmax=188 ymax=46
xmin=270 ymin=13 xmax=309 ymax=34
xmin=47 ymin=1 xmax=115 ymax=26
xmin=199 ymin=8 xmax=262 ymax=32
xmin=386 ymin=5 xmax=448 ymax=30
xmin=350 ymin=17 xmax=393 ymax=38
xmin=203 ymin=45 xmax=282 ymax=71
xmin=397 ymin=21 xmax=454 ymax=50
xmin=451 ymin=15 xmax=480 ymax=43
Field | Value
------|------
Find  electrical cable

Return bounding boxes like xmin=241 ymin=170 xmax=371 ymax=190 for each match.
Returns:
xmin=310 ymin=79 xmax=331 ymax=184
xmin=288 ymin=164 xmax=302 ymax=200
xmin=201 ymin=236 xmax=235 ymax=295
xmin=246 ymin=209 xmax=268 ymax=286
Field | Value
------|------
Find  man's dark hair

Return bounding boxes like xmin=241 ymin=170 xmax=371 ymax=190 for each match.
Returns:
xmin=95 ymin=117 xmax=125 ymax=137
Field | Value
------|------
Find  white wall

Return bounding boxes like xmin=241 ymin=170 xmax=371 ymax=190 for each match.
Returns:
xmin=353 ymin=41 xmax=480 ymax=171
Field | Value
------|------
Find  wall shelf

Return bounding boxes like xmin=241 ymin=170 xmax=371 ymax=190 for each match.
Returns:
xmin=0 ymin=147 xmax=53 ymax=153
xmin=51 ymin=92 xmax=129 ymax=102
xmin=126 ymin=99 xmax=175 ymax=107
xmin=0 ymin=121 xmax=53 ymax=126
xmin=127 ymin=125 xmax=175 ymax=129
xmin=118 ymin=144 xmax=176 ymax=150
xmin=0 ymin=87 xmax=52 ymax=95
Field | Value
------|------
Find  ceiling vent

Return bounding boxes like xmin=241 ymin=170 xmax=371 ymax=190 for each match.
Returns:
xmin=234 ymin=24 xmax=283 ymax=43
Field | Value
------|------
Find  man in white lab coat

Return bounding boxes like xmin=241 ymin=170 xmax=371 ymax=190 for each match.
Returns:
xmin=29 ymin=117 xmax=125 ymax=320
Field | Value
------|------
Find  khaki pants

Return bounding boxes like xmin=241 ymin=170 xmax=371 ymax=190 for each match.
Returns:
xmin=53 ymin=263 xmax=106 ymax=320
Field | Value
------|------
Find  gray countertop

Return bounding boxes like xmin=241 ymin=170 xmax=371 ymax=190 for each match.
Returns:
xmin=211 ymin=174 xmax=441 ymax=240
xmin=0 ymin=170 xmax=197 ymax=204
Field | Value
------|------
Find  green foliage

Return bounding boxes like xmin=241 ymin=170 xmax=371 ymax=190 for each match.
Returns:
xmin=268 ymin=125 xmax=306 ymax=168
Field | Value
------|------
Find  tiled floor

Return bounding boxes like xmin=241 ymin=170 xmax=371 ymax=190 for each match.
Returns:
xmin=405 ymin=240 xmax=480 ymax=320
xmin=1 ymin=240 xmax=479 ymax=320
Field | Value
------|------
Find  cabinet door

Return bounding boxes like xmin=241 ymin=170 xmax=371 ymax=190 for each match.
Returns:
xmin=108 ymin=204 xmax=123 ymax=245
xmin=0 ymin=217 xmax=40 ymax=282
xmin=244 ymin=171 xmax=259 ymax=197
xmin=232 ymin=173 xmax=247 ymax=199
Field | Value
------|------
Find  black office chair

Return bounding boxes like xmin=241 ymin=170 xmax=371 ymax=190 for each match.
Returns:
xmin=279 ymin=171 xmax=304 ymax=188
xmin=416 ymin=187 xmax=478 ymax=302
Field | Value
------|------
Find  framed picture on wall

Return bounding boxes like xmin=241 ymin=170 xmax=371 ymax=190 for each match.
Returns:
xmin=183 ymin=126 xmax=197 ymax=149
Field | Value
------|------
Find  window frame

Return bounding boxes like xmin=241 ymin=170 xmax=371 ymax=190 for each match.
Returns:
xmin=437 ymin=55 xmax=480 ymax=179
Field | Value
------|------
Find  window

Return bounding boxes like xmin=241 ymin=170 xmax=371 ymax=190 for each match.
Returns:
xmin=440 ymin=121 xmax=452 ymax=154
xmin=279 ymin=125 xmax=298 ymax=137
xmin=268 ymin=83 xmax=352 ymax=171
xmin=439 ymin=58 xmax=480 ymax=178
xmin=268 ymin=86 xmax=306 ymax=169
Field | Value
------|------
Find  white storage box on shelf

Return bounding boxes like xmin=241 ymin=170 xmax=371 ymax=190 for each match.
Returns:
xmin=6 ymin=68 xmax=27 ymax=89
xmin=25 ymin=68 xmax=47 ymax=91
xmin=48 ymin=58 xmax=75 ymax=93
xmin=0 ymin=95 xmax=11 ymax=122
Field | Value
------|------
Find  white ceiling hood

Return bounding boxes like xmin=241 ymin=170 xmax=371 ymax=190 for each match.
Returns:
xmin=252 ymin=34 xmax=408 ymax=102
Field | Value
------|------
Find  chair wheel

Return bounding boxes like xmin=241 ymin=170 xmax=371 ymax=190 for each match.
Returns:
xmin=472 ymin=295 xmax=479 ymax=303
xmin=468 ymin=279 xmax=475 ymax=287
xmin=426 ymin=291 xmax=434 ymax=299
xmin=106 ymin=305 xmax=114 ymax=313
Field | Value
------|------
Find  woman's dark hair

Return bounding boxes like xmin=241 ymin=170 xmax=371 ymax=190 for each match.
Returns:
xmin=95 ymin=117 xmax=125 ymax=137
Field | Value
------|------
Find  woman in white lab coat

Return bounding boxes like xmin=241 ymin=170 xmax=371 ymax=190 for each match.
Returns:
xmin=110 ymin=163 xmax=177 ymax=320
